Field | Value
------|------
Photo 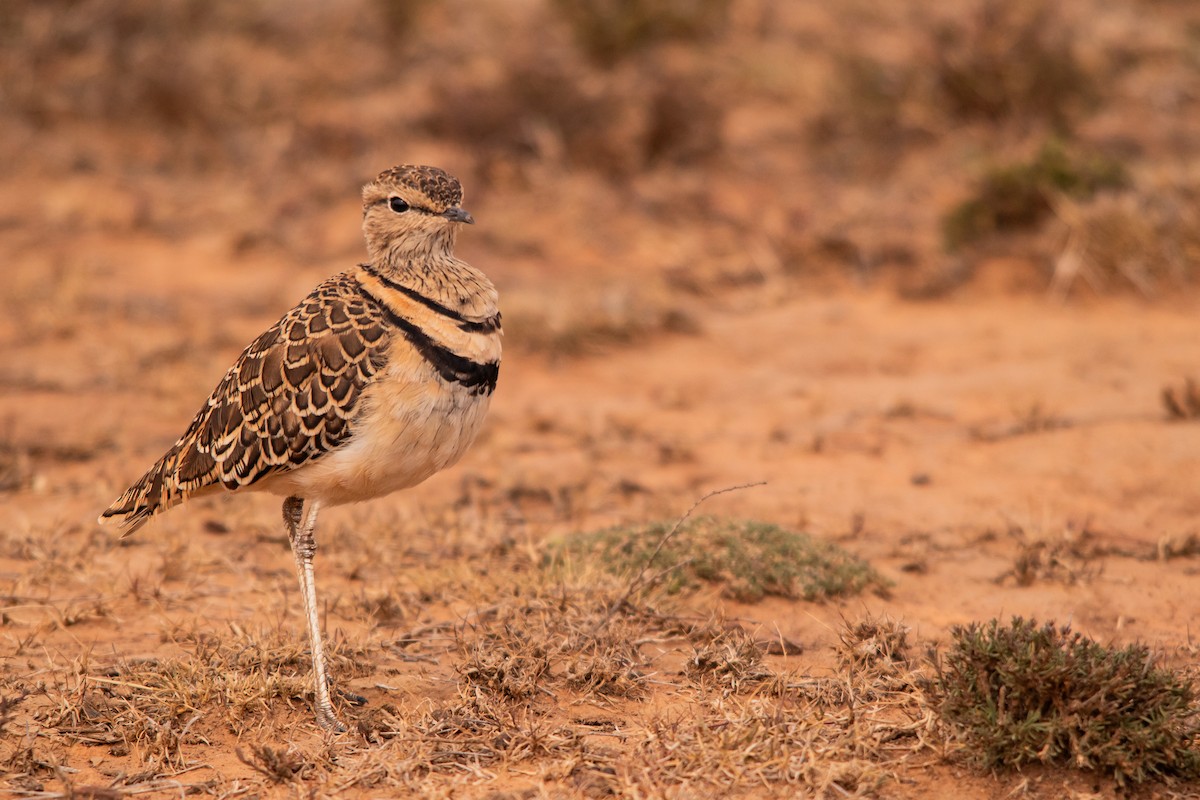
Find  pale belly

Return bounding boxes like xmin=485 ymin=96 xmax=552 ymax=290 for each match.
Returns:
xmin=258 ymin=375 xmax=492 ymax=506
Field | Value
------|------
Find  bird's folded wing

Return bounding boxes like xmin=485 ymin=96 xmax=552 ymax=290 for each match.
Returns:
xmin=100 ymin=273 xmax=390 ymax=532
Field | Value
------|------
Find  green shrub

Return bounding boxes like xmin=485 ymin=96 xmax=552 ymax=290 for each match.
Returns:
xmin=932 ymin=617 xmax=1200 ymax=786
xmin=545 ymin=516 xmax=888 ymax=602
xmin=943 ymin=140 xmax=1127 ymax=249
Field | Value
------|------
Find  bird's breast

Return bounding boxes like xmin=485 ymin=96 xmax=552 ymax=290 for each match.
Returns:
xmin=264 ymin=330 xmax=498 ymax=506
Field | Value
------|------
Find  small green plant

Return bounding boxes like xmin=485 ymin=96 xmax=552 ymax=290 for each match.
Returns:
xmin=931 ymin=617 xmax=1200 ymax=786
xmin=943 ymin=140 xmax=1128 ymax=249
xmin=545 ymin=516 xmax=888 ymax=602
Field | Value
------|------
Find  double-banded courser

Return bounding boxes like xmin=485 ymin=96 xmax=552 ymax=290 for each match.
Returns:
xmin=100 ymin=165 xmax=501 ymax=731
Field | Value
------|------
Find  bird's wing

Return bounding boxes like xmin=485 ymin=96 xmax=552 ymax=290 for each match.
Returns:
xmin=100 ymin=272 xmax=389 ymax=533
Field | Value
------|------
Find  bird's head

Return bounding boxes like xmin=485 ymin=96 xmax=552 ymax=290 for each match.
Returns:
xmin=361 ymin=165 xmax=474 ymax=265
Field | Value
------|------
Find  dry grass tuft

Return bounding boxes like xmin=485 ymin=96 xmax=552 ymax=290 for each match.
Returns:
xmin=17 ymin=624 xmax=372 ymax=770
xmin=334 ymin=690 xmax=610 ymax=793
xmin=967 ymin=400 xmax=1073 ymax=442
xmin=371 ymin=0 xmax=428 ymax=37
xmin=0 ymin=692 xmax=50 ymax=793
xmin=0 ymin=430 xmax=32 ymax=493
xmin=644 ymin=73 xmax=725 ymax=166
xmin=837 ymin=616 xmax=910 ymax=676
xmin=809 ymin=51 xmax=925 ymax=175
xmin=811 ymin=0 xmax=1104 ymax=177
xmin=0 ymin=0 xmax=389 ymax=154
xmin=546 ymin=515 xmax=889 ymax=602
xmin=997 ymin=520 xmax=1107 ymax=587
xmin=564 ymin=638 xmax=647 ymax=698
xmin=1053 ymin=191 xmax=1200 ymax=297
xmin=1163 ymin=377 xmax=1200 ymax=420
xmin=631 ymin=703 xmax=892 ymax=796
xmin=930 ymin=617 xmax=1200 ymax=786
xmin=336 ymin=586 xmax=740 ymax=790
xmin=422 ymin=52 xmax=632 ymax=175
xmin=458 ymin=637 xmax=554 ymax=701
xmin=627 ymin=616 xmax=936 ymax=796
xmin=550 ymin=0 xmax=731 ymax=66
xmin=450 ymin=585 xmax=689 ymax=704
xmin=931 ymin=0 xmax=1098 ymax=127
xmin=684 ymin=626 xmax=774 ymax=692
xmin=0 ymin=691 xmax=28 ymax=729
xmin=237 ymin=743 xmax=313 ymax=783
xmin=422 ymin=47 xmax=724 ymax=181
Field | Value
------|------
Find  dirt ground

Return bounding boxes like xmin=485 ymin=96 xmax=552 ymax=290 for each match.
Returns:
xmin=3 ymin=0 xmax=1200 ymax=797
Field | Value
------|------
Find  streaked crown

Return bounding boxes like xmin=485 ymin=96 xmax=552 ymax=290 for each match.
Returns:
xmin=363 ymin=165 xmax=463 ymax=213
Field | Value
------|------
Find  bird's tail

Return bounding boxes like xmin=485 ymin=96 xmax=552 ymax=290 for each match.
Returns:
xmin=98 ymin=449 xmax=187 ymax=536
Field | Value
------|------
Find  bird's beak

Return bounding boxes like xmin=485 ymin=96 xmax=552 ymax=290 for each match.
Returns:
xmin=442 ymin=207 xmax=474 ymax=225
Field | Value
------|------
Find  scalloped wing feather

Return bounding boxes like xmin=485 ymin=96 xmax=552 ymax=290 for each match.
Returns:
xmin=99 ymin=274 xmax=389 ymax=533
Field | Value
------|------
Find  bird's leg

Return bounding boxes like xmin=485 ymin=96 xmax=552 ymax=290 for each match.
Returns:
xmin=282 ymin=495 xmax=304 ymax=533
xmin=284 ymin=496 xmax=346 ymax=732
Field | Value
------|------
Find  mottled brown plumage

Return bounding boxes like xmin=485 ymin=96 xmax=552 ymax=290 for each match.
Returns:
xmin=100 ymin=165 xmax=501 ymax=730
xmin=101 ymin=274 xmax=391 ymax=532
xmin=372 ymin=164 xmax=463 ymax=210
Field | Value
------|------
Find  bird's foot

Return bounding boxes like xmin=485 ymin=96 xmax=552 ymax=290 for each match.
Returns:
xmin=315 ymin=703 xmax=348 ymax=733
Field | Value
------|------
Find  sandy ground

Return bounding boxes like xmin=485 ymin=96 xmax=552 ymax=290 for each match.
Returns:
xmin=3 ymin=0 xmax=1200 ymax=796
xmin=3 ymin=227 xmax=1200 ymax=796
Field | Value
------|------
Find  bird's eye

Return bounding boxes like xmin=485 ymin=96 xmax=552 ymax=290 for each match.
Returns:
xmin=388 ymin=197 xmax=410 ymax=213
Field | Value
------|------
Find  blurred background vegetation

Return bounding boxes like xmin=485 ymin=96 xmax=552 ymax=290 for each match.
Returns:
xmin=2 ymin=0 xmax=1199 ymax=339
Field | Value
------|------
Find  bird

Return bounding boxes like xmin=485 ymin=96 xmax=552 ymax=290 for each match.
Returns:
xmin=99 ymin=165 xmax=501 ymax=731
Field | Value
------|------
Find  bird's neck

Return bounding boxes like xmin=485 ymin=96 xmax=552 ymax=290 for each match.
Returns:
xmin=366 ymin=250 xmax=498 ymax=320
xmin=368 ymin=225 xmax=456 ymax=264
